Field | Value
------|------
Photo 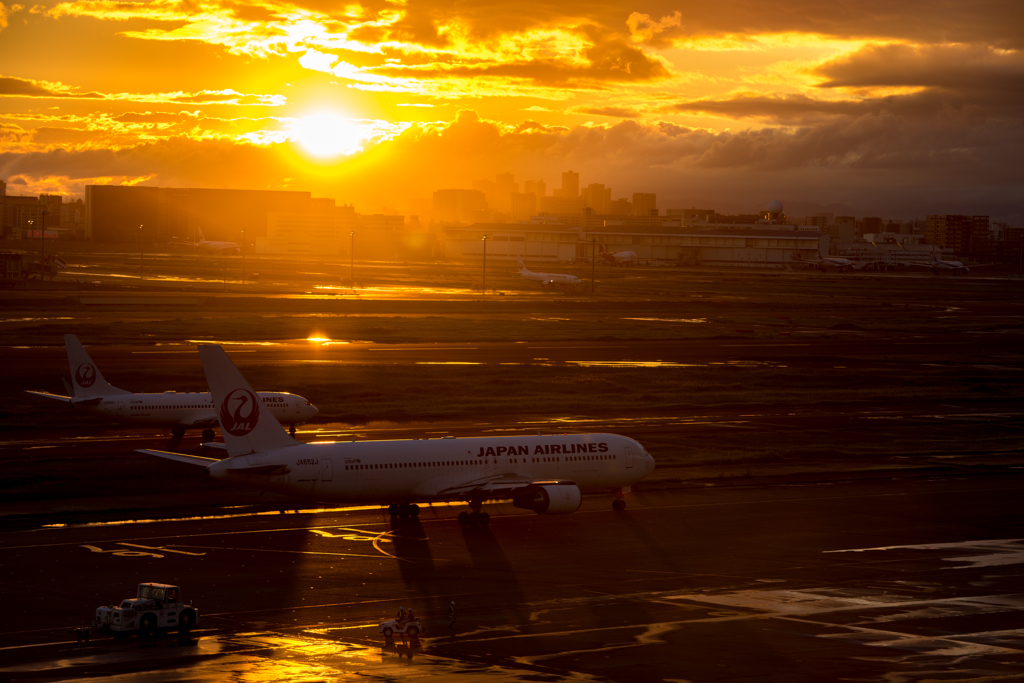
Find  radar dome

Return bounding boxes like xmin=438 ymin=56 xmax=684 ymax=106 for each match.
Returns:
xmin=767 ymin=200 xmax=783 ymax=214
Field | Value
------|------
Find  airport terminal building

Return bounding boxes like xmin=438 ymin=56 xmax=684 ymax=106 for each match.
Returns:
xmin=443 ymin=201 xmax=828 ymax=268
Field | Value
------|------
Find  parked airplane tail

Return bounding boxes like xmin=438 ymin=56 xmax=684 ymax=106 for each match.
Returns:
xmin=197 ymin=227 xmax=205 ymax=242
xmin=198 ymin=344 xmax=299 ymax=457
xmin=516 ymin=255 xmax=528 ymax=273
xmin=64 ymin=334 xmax=130 ymax=398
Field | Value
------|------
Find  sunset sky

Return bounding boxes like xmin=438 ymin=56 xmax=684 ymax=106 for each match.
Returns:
xmin=1 ymin=1 xmax=1021 ymax=220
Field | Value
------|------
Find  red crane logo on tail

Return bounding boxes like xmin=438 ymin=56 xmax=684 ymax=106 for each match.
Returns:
xmin=75 ymin=363 xmax=96 ymax=388
xmin=220 ymin=388 xmax=260 ymax=436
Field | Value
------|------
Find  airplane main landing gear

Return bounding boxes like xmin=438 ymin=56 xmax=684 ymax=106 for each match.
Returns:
xmin=387 ymin=503 xmax=420 ymax=519
xmin=613 ymin=499 xmax=626 ymax=511
xmin=201 ymin=428 xmax=215 ymax=441
xmin=171 ymin=426 xmax=185 ymax=440
xmin=458 ymin=499 xmax=490 ymax=526
xmin=289 ymin=424 xmax=296 ymax=436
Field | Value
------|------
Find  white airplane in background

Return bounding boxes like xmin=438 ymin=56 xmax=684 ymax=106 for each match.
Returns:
xmin=598 ymin=238 xmax=637 ymax=265
xmin=26 ymin=335 xmax=318 ymax=440
xmin=516 ymin=256 xmax=582 ymax=288
xmin=140 ymin=345 xmax=655 ymax=525
xmin=790 ymin=256 xmax=866 ymax=272
xmin=195 ymin=228 xmax=241 ymax=254
xmin=908 ymin=256 xmax=992 ymax=275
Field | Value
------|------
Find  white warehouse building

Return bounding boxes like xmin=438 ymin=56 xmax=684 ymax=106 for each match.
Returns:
xmin=442 ymin=225 xmax=827 ymax=268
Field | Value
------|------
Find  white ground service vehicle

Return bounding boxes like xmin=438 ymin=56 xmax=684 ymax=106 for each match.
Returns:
xmin=91 ymin=582 xmax=199 ymax=637
xmin=378 ymin=618 xmax=422 ymax=638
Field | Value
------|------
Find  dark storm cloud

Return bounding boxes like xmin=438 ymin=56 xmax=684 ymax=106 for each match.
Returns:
xmin=814 ymin=43 xmax=1024 ymax=96
xmin=0 ymin=75 xmax=104 ymax=99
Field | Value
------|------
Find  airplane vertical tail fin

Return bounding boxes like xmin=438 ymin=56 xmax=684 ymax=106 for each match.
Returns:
xmin=517 ymin=255 xmax=527 ymax=273
xmin=64 ymin=334 xmax=129 ymax=398
xmin=197 ymin=227 xmax=205 ymax=242
xmin=198 ymin=344 xmax=299 ymax=457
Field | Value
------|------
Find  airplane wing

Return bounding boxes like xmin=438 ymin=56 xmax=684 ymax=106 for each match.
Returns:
xmin=435 ymin=473 xmax=579 ymax=499
xmin=24 ymin=390 xmax=103 ymax=406
xmin=137 ymin=449 xmax=221 ymax=467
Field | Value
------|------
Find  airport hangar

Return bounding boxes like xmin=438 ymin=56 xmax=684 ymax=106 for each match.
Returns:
xmin=441 ymin=224 xmax=829 ymax=267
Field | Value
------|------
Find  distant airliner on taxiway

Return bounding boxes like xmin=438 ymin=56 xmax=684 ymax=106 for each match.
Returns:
xmin=139 ymin=345 xmax=654 ymax=525
xmin=516 ymin=256 xmax=582 ymax=288
xmin=26 ymin=335 xmax=318 ymax=440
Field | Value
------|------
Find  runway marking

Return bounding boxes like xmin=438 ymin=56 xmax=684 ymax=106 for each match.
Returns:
xmin=119 ymin=542 xmax=207 ymax=556
xmin=825 ymin=538 xmax=1024 ymax=569
xmin=721 ymin=343 xmax=811 ymax=347
xmin=80 ymin=544 xmax=164 ymax=558
xmin=310 ymin=529 xmax=390 ymax=543
xmin=169 ymin=545 xmax=381 ymax=558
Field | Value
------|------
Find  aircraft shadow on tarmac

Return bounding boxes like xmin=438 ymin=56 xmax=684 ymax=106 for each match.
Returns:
xmin=457 ymin=523 xmax=530 ymax=628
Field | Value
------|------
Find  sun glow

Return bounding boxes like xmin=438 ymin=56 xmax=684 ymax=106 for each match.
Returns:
xmin=289 ymin=114 xmax=367 ymax=158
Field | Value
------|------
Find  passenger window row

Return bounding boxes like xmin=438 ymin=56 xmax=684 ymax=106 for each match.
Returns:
xmin=343 ymin=453 xmax=615 ymax=471
xmin=345 ymin=460 xmax=483 ymax=471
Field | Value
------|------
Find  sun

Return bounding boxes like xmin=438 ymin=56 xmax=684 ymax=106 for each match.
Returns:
xmin=289 ymin=113 xmax=366 ymax=158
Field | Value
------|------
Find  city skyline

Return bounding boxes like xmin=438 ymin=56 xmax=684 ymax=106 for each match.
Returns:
xmin=1 ymin=1 xmax=1021 ymax=222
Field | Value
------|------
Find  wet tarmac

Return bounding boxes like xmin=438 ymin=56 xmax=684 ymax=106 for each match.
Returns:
xmin=5 ymin=335 xmax=1021 ymax=372
xmin=2 ymin=477 xmax=1023 ymax=682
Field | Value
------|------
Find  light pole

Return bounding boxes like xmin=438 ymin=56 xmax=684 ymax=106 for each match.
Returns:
xmin=349 ymin=230 xmax=354 ymax=285
xmin=481 ymin=234 xmax=488 ymax=295
xmin=39 ymin=207 xmax=48 ymax=273
xmin=591 ymin=237 xmax=596 ymax=294
xmin=138 ymin=224 xmax=144 ymax=280
xmin=241 ymin=226 xmax=246 ymax=285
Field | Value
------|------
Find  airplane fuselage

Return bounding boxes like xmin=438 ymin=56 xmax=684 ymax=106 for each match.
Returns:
xmin=85 ymin=391 xmax=315 ymax=428
xmin=210 ymin=433 xmax=653 ymax=504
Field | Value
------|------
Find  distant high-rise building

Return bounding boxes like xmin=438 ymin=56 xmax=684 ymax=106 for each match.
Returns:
xmin=510 ymin=192 xmax=537 ymax=221
xmin=925 ymin=215 xmax=990 ymax=256
xmin=539 ymin=195 xmax=585 ymax=215
xmin=433 ymin=189 xmax=488 ymax=224
xmin=561 ymin=171 xmax=579 ymax=198
xmin=581 ymin=183 xmax=611 ymax=214
xmin=632 ymin=193 xmax=657 ymax=217
xmin=607 ymin=198 xmax=632 ymax=216
xmin=804 ymin=212 xmax=833 ymax=229
xmin=523 ymin=180 xmax=546 ymax=198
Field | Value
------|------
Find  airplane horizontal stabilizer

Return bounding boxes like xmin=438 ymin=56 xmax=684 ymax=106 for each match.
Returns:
xmin=25 ymin=390 xmax=104 ymax=406
xmin=137 ymin=449 xmax=220 ymax=467
xmin=24 ymin=390 xmax=73 ymax=404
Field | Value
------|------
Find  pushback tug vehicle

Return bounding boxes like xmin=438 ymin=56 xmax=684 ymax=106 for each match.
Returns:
xmin=77 ymin=582 xmax=199 ymax=640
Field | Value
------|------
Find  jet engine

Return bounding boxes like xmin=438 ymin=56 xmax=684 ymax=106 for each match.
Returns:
xmin=513 ymin=484 xmax=582 ymax=514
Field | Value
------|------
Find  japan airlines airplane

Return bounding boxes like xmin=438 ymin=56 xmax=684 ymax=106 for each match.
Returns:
xmin=26 ymin=335 xmax=318 ymax=440
xmin=598 ymin=238 xmax=637 ymax=265
xmin=140 ymin=345 xmax=655 ymax=525
xmin=791 ymin=256 xmax=866 ymax=272
xmin=909 ymin=256 xmax=992 ymax=275
xmin=195 ymin=228 xmax=241 ymax=254
xmin=516 ymin=256 xmax=582 ymax=288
